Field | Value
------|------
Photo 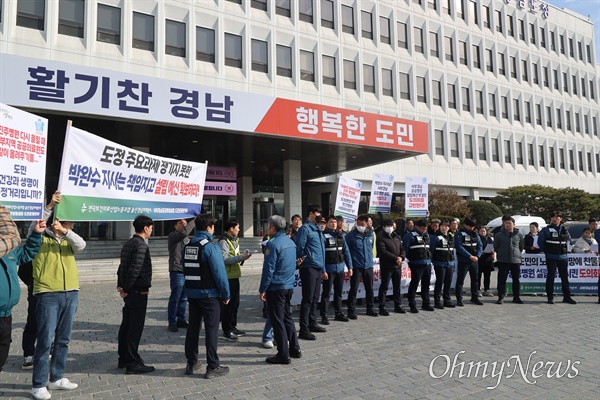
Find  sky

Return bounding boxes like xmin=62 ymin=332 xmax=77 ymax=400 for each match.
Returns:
xmin=549 ymin=0 xmax=600 ymax=63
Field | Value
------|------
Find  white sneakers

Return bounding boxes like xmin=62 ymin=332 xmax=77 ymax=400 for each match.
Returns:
xmin=32 ymin=378 xmax=78 ymax=400
xmin=262 ymin=340 xmax=274 ymax=349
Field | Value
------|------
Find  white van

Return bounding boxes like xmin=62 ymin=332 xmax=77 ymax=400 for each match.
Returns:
xmin=486 ymin=215 xmax=547 ymax=235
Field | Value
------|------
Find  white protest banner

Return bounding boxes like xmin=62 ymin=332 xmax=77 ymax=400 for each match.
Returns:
xmin=334 ymin=176 xmax=362 ymax=224
xmin=368 ymin=173 xmax=394 ymax=214
xmin=405 ymin=176 xmax=428 ymax=218
xmin=56 ymin=124 xmax=206 ymax=221
xmin=0 ymin=103 xmax=47 ymax=220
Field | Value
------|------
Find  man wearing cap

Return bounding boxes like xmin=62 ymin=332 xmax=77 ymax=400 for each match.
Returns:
xmin=402 ymin=220 xmax=434 ymax=313
xmin=454 ymin=217 xmax=483 ymax=306
xmin=429 ymin=220 xmax=456 ymax=309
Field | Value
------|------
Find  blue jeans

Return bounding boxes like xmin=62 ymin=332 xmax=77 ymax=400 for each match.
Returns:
xmin=168 ymin=271 xmax=187 ymax=325
xmin=33 ymin=291 xmax=78 ymax=388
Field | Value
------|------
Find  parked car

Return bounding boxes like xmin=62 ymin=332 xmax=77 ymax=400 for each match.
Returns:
xmin=563 ymin=221 xmax=589 ymax=245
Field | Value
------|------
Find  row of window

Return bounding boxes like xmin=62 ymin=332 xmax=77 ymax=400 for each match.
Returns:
xmin=433 ymin=129 xmax=600 ymax=174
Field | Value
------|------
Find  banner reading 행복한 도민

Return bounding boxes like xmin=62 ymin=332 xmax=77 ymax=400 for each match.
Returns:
xmin=0 ymin=103 xmax=47 ymax=220
xmin=55 ymin=124 xmax=206 ymax=221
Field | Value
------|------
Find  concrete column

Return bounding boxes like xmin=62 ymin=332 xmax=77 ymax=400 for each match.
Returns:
xmin=237 ymin=175 xmax=253 ymax=237
xmin=284 ymin=159 xmax=302 ymax=220
xmin=469 ymin=188 xmax=480 ymax=201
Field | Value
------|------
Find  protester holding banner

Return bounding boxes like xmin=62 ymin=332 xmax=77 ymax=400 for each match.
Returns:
xmin=454 ymin=217 xmax=483 ymax=307
xmin=377 ymin=219 xmax=406 ymax=315
xmin=0 ymin=206 xmax=21 ymax=258
xmin=345 ymin=215 xmax=378 ymax=319
xmin=402 ymin=220 xmax=434 ymax=313
xmin=430 ymin=220 xmax=456 ymax=309
xmin=167 ymin=218 xmax=195 ymax=333
xmin=494 ymin=216 xmax=525 ymax=305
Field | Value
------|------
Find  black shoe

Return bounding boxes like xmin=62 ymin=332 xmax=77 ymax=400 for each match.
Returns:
xmin=422 ymin=304 xmax=435 ymax=311
xmin=334 ymin=313 xmax=349 ymax=322
xmin=308 ymin=324 xmax=327 ymax=333
xmin=434 ymin=303 xmax=444 ymax=310
xmin=205 ymin=366 xmax=229 ymax=379
xmin=117 ymin=361 xmax=129 ymax=369
xmin=409 ymin=307 xmax=419 ymax=313
xmin=266 ymin=355 xmax=291 ymax=364
xmin=512 ymin=298 xmax=524 ymax=304
xmin=185 ymin=361 xmax=199 ymax=375
xmin=366 ymin=309 xmax=379 ymax=317
xmin=379 ymin=308 xmax=390 ymax=316
xmin=547 ymin=299 xmax=555 ymax=304
xmin=470 ymin=298 xmax=484 ymax=306
xmin=320 ymin=316 xmax=330 ymax=325
xmin=231 ymin=327 xmax=246 ymax=336
xmin=168 ymin=324 xmax=178 ymax=332
xmin=223 ymin=332 xmax=239 ymax=342
xmin=394 ymin=306 xmax=407 ymax=314
xmin=443 ymin=302 xmax=456 ymax=308
xmin=496 ymin=298 xmax=504 ymax=305
xmin=299 ymin=330 xmax=316 ymax=340
xmin=456 ymin=300 xmax=464 ymax=307
xmin=176 ymin=320 xmax=189 ymax=328
xmin=290 ymin=349 xmax=302 ymax=359
xmin=562 ymin=297 xmax=577 ymax=304
xmin=126 ymin=362 xmax=155 ymax=374
xmin=347 ymin=312 xmax=358 ymax=320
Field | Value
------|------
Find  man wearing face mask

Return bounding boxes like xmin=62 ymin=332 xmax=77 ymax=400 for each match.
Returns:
xmin=376 ymin=220 xmax=406 ymax=315
xmin=295 ymin=204 xmax=327 ymax=340
xmin=402 ymin=220 xmax=434 ymax=313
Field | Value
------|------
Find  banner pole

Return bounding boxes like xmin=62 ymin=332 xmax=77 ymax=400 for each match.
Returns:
xmin=54 ymin=120 xmax=73 ymax=221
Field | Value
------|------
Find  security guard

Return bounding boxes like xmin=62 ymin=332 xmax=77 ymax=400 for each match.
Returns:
xmin=538 ymin=211 xmax=576 ymax=305
xmin=454 ymin=217 xmax=483 ymax=306
xmin=320 ymin=215 xmax=353 ymax=324
xmin=429 ymin=220 xmax=456 ymax=309
xmin=402 ymin=219 xmax=434 ymax=313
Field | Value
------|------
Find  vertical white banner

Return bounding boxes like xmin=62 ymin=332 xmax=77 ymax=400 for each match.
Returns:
xmin=405 ymin=176 xmax=428 ymax=218
xmin=368 ymin=173 xmax=395 ymax=214
xmin=333 ymin=176 xmax=362 ymax=224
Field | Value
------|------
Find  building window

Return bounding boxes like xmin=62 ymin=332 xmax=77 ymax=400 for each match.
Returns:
xmin=498 ymin=53 xmax=505 ymax=76
xmin=495 ymin=10 xmax=502 ymax=33
xmin=382 ymin=68 xmax=393 ymax=96
xmin=492 ymin=138 xmax=499 ymax=162
xmin=521 ymin=60 xmax=528 ymax=82
xmin=569 ymin=149 xmax=574 ymax=170
xmin=532 ymin=63 xmax=538 ymax=84
xmin=472 ymin=45 xmax=480 ymax=69
xmin=465 ymin=134 xmax=473 ymax=159
xmin=251 ymin=0 xmax=268 ymax=11
xmin=516 ymin=142 xmax=523 ymax=164
xmin=398 ymin=22 xmax=408 ymax=49
xmin=428 ymin=0 xmax=437 ymax=11
xmin=530 ymin=23 xmax=535 ymax=44
xmin=581 ymin=78 xmax=586 ymax=98
xmin=546 ymin=106 xmax=552 ymax=127
xmin=435 ymin=129 xmax=444 ymax=155
xmin=342 ymin=5 xmax=354 ymax=34
xmin=594 ymin=117 xmax=598 ymax=136
xmin=485 ymin=49 xmax=493 ymax=72
xmin=414 ymin=27 xmax=424 ymax=54
xmin=584 ymin=115 xmax=589 ymax=134
xmin=518 ymin=19 xmax=525 ymax=41
xmin=507 ymin=15 xmax=514 ymax=37
xmin=540 ymin=27 xmax=546 ymax=48
xmin=363 ymin=64 xmax=375 ymax=93
xmin=344 ymin=60 xmax=356 ymax=89
xmin=572 ymin=75 xmax=577 ymax=95
xmin=550 ymin=31 xmax=556 ymax=51
xmin=563 ymin=72 xmax=568 ymax=92
xmin=196 ymin=27 xmax=215 ymax=63
xmin=321 ymin=0 xmax=334 ymax=29
xmin=97 ymin=4 xmax=121 ymax=44
xmin=322 ymin=55 xmax=336 ymax=86
xmin=478 ymin=135 xmax=487 ymax=161
xmin=504 ymin=140 xmax=512 ymax=163
xmin=553 ymin=70 xmax=559 ymax=90
xmin=483 ymin=5 xmax=490 ymax=29
xmin=559 ymin=148 xmax=565 ymax=169
xmin=575 ymin=112 xmax=581 ymax=132
xmin=58 ymin=0 xmax=84 ymax=38
xmin=417 ymin=76 xmax=427 ymax=103
xmin=597 ymin=154 xmax=600 ymax=173
xmin=445 ymin=36 xmax=454 ymax=62
xmin=450 ymin=131 xmax=459 ymax=158
xmin=224 ymin=33 xmax=242 ymax=68
xmin=587 ymin=44 xmax=592 ymax=63
xmin=566 ymin=110 xmax=571 ymax=131
xmin=459 ymin=40 xmax=467 ymax=65
xmin=226 ymin=0 xmax=242 ymax=4
xmin=488 ymin=93 xmax=496 ymax=116
xmin=591 ymin=80 xmax=595 ymax=100
xmin=251 ymin=39 xmax=268 ymax=73
xmin=568 ymin=38 xmax=574 ymax=57
xmin=132 ymin=12 xmax=154 ymax=52
xmin=276 ymin=45 xmax=292 ymax=77
xmin=299 ymin=0 xmax=313 ymax=23
xmin=17 ymin=0 xmax=45 ymax=30
xmin=276 ymin=0 xmax=291 ymax=17
xmin=556 ymin=108 xmax=562 ymax=130
xmin=578 ymin=151 xmax=583 ymax=171
xmin=165 ymin=20 xmax=186 ymax=57
xmin=476 ymin=90 xmax=483 ymax=114
xmin=300 ymin=50 xmax=314 ymax=82
xmin=470 ymin=1 xmax=478 ymax=25
xmin=361 ymin=11 xmax=373 ymax=40
xmin=501 ymin=96 xmax=508 ymax=119
xmin=536 ymin=104 xmax=542 ymax=125
xmin=462 ymin=87 xmax=470 ymax=111
xmin=432 ymin=80 xmax=441 ymax=106
xmin=539 ymin=146 xmax=545 ymax=167
xmin=550 ymin=150 xmax=556 ymax=169
xmin=560 ymin=34 xmax=565 ymax=54
xmin=443 ymin=0 xmax=451 ymax=15
xmin=400 ymin=72 xmax=411 ymax=100
xmin=528 ymin=143 xmax=534 ymax=166
xmin=587 ymin=153 xmax=592 ymax=172
xmin=447 ymin=83 xmax=457 ymax=109
xmin=513 ymin=98 xmax=520 ymax=121
xmin=456 ymin=0 xmax=465 ymax=20
xmin=543 ymin=67 xmax=549 ymax=87
xmin=380 ymin=16 xmax=391 ymax=44
xmin=510 ymin=56 xmax=517 ymax=79
xmin=430 ymin=32 xmax=439 ymax=58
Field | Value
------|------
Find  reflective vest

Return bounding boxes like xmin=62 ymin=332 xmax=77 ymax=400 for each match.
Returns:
xmin=183 ymin=238 xmax=216 ymax=290
xmin=324 ymin=233 xmax=344 ymax=265
xmin=432 ymin=234 xmax=455 ymax=262
xmin=460 ymin=230 xmax=479 ymax=256
xmin=408 ymin=231 xmax=431 ymax=260
xmin=544 ymin=226 xmax=569 ymax=255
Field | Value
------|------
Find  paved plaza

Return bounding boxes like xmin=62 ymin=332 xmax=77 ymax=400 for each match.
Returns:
xmin=1 ymin=260 xmax=599 ymax=400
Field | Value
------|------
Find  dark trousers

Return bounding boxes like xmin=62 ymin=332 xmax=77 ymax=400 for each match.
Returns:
xmin=497 ymin=262 xmax=521 ymax=299
xmin=478 ymin=269 xmax=491 ymax=292
xmin=22 ymin=286 xmax=37 ymax=357
xmin=320 ymin=270 xmax=344 ymax=316
xmin=117 ymin=292 xmax=148 ymax=367
xmin=456 ymin=261 xmax=479 ymax=300
xmin=408 ymin=263 xmax=431 ymax=308
xmin=185 ymin=297 xmax=221 ymax=369
xmin=545 ymin=258 xmax=571 ymax=300
xmin=378 ymin=268 xmax=402 ymax=309
xmin=221 ymin=278 xmax=240 ymax=333
xmin=433 ymin=265 xmax=454 ymax=303
xmin=299 ymin=267 xmax=322 ymax=331
xmin=266 ymin=289 xmax=300 ymax=359
xmin=0 ymin=315 xmax=11 ymax=372
xmin=347 ymin=268 xmax=374 ymax=313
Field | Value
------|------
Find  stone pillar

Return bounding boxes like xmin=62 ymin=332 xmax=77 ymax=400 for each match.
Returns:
xmin=469 ymin=188 xmax=480 ymax=201
xmin=284 ymin=160 xmax=302 ymax=221
xmin=237 ymin=175 xmax=253 ymax=237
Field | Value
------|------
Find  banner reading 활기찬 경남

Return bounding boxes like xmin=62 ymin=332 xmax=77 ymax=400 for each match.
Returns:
xmin=0 ymin=103 xmax=47 ymax=220
xmin=334 ymin=176 xmax=362 ymax=225
xmin=55 ymin=124 xmax=206 ymax=221
xmin=405 ymin=176 xmax=428 ymax=218
xmin=368 ymin=173 xmax=394 ymax=214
